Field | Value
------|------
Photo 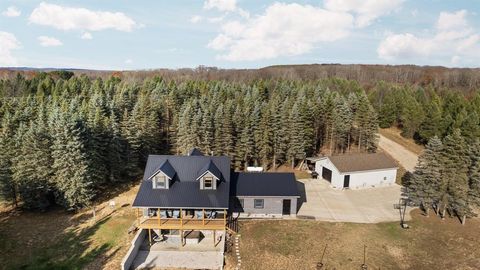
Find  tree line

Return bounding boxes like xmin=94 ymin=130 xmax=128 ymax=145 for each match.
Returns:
xmin=0 ymin=73 xmax=378 ymax=210
xmin=406 ymin=130 xmax=480 ymax=225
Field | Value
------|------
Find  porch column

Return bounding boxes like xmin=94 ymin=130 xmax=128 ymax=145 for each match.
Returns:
xmin=202 ymin=209 xmax=205 ymax=226
xmin=180 ymin=208 xmax=183 ymax=227
xmin=157 ymin=208 xmax=161 ymax=227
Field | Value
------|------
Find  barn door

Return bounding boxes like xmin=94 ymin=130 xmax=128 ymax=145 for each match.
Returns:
xmin=322 ymin=167 xmax=332 ymax=182
xmin=343 ymin=175 xmax=350 ymax=188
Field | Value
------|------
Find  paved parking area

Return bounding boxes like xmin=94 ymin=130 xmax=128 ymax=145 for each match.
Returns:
xmin=297 ymin=179 xmax=410 ymax=223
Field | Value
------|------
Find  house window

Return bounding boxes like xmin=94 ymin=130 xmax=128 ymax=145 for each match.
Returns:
xmin=153 ymin=175 xmax=167 ymax=189
xmin=254 ymin=199 xmax=264 ymax=209
xmin=204 ymin=176 xmax=214 ymax=189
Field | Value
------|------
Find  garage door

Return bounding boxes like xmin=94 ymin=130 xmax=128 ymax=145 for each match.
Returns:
xmin=322 ymin=167 xmax=332 ymax=182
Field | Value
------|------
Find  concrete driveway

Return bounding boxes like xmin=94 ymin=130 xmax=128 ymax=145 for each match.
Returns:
xmin=297 ymin=179 xmax=410 ymax=223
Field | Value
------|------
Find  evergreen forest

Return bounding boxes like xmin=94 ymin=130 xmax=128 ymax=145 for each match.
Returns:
xmin=0 ymin=70 xmax=479 ymax=213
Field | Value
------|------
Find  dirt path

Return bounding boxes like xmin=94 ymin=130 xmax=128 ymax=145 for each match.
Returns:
xmin=378 ymin=134 xmax=419 ymax=172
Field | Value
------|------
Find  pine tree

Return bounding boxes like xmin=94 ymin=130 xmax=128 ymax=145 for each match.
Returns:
xmin=12 ymin=121 xmax=53 ymax=210
xmin=441 ymin=129 xmax=470 ymax=222
xmin=407 ymin=136 xmax=443 ymax=216
xmin=50 ymin=111 xmax=95 ymax=209
xmin=0 ymin=113 xmax=17 ymax=206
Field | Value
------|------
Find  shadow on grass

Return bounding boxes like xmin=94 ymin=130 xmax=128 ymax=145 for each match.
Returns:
xmin=7 ymin=215 xmax=115 ymax=270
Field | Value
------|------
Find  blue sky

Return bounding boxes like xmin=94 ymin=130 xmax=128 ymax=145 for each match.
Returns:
xmin=0 ymin=0 xmax=479 ymax=70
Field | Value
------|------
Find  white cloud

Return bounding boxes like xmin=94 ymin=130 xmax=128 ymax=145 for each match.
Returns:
xmin=437 ymin=10 xmax=468 ymax=31
xmin=208 ymin=16 xmax=225 ymax=23
xmin=29 ymin=2 xmax=139 ymax=32
xmin=38 ymin=36 xmax=63 ymax=47
xmin=190 ymin=15 xmax=203 ymax=24
xmin=324 ymin=0 xmax=403 ymax=27
xmin=125 ymin=59 xmax=133 ymax=64
xmin=81 ymin=32 xmax=93 ymax=40
xmin=204 ymin=0 xmax=236 ymax=12
xmin=0 ymin=32 xmax=21 ymax=66
xmin=203 ymin=0 xmax=249 ymax=18
xmin=378 ymin=33 xmax=433 ymax=60
xmin=2 ymin=6 xmax=21 ymax=17
xmin=378 ymin=10 xmax=480 ymax=66
xmin=208 ymin=3 xmax=353 ymax=61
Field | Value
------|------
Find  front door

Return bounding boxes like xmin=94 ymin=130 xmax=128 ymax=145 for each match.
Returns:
xmin=343 ymin=175 xmax=350 ymax=188
xmin=282 ymin=199 xmax=291 ymax=215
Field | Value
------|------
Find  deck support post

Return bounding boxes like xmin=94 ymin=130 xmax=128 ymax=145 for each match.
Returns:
xmin=223 ymin=209 xmax=226 ymax=227
xmin=180 ymin=229 xmax=184 ymax=247
xmin=157 ymin=208 xmax=160 ymax=227
xmin=148 ymin=228 xmax=152 ymax=246
xmin=136 ymin=208 xmax=140 ymax=226
xmin=213 ymin=230 xmax=216 ymax=247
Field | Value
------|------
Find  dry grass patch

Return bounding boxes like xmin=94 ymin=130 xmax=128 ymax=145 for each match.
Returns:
xmin=0 ymin=183 xmax=140 ymax=270
xmin=380 ymin=128 xmax=424 ymax=155
xmin=235 ymin=210 xmax=480 ymax=270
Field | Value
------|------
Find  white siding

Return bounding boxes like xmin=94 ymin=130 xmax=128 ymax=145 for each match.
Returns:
xmin=315 ymin=158 xmax=397 ymax=189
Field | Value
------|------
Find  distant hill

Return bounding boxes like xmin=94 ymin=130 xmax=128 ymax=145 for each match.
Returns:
xmin=2 ymin=64 xmax=480 ymax=90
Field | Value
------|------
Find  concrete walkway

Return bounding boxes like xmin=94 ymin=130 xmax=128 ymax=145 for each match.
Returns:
xmin=297 ymin=179 xmax=409 ymax=223
xmin=378 ymin=134 xmax=419 ymax=172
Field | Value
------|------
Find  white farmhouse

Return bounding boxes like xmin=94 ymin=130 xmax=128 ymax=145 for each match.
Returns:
xmin=313 ymin=153 xmax=398 ymax=189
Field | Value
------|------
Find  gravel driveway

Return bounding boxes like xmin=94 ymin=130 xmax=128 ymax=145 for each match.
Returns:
xmin=297 ymin=179 xmax=409 ymax=223
xmin=378 ymin=134 xmax=419 ymax=172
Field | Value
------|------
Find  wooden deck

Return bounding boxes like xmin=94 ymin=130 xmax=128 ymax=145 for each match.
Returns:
xmin=138 ymin=217 xmax=226 ymax=230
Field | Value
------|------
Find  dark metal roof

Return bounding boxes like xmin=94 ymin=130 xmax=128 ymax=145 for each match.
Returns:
xmin=188 ymin=148 xmax=204 ymax=156
xmin=231 ymin=172 xmax=300 ymax=197
xmin=133 ymin=155 xmax=230 ymax=209
xmin=328 ymin=153 xmax=398 ymax=173
xmin=197 ymin=160 xmax=222 ymax=180
xmin=148 ymin=159 xmax=176 ymax=179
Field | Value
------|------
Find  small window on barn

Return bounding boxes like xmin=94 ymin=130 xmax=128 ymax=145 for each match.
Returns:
xmin=254 ymin=199 xmax=264 ymax=209
xmin=153 ymin=175 xmax=167 ymax=189
xmin=204 ymin=176 xmax=214 ymax=189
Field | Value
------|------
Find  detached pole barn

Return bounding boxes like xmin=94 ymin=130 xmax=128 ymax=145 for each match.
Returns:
xmin=313 ymin=153 xmax=398 ymax=189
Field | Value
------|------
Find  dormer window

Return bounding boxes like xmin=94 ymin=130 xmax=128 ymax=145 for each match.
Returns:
xmin=196 ymin=160 xmax=221 ymax=190
xmin=153 ymin=175 xmax=167 ymax=189
xmin=204 ymin=176 xmax=214 ymax=189
xmin=149 ymin=159 xmax=176 ymax=190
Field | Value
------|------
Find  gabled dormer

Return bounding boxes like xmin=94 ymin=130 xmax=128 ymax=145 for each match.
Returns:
xmin=148 ymin=159 xmax=176 ymax=189
xmin=196 ymin=160 xmax=221 ymax=190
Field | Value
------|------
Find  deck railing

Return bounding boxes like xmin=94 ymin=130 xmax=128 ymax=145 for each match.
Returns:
xmin=136 ymin=208 xmax=227 ymax=230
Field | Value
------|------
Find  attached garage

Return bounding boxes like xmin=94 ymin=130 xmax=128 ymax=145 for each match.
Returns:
xmin=314 ymin=153 xmax=398 ymax=190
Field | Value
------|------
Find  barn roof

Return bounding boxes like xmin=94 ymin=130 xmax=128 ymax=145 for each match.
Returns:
xmin=328 ymin=153 xmax=398 ymax=173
